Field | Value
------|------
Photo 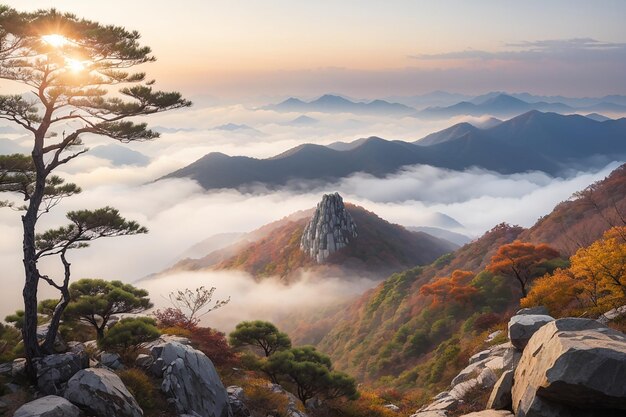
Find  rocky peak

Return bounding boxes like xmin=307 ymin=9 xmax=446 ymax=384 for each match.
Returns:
xmin=300 ymin=193 xmax=357 ymax=263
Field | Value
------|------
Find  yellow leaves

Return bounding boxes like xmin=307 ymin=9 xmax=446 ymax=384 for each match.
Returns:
xmin=524 ymin=226 xmax=626 ymax=317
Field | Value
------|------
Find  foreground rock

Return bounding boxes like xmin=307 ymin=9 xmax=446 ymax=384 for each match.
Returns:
xmin=64 ymin=368 xmax=143 ymax=417
xmin=99 ymin=351 xmax=124 ymax=370
xmin=227 ymin=385 xmax=251 ymax=417
xmin=269 ymin=384 xmax=308 ymax=417
xmin=416 ymin=343 xmax=510 ymax=414
xmin=486 ymin=370 xmax=513 ymax=410
xmin=14 ymin=395 xmax=80 ymax=417
xmin=35 ymin=351 xmax=88 ymax=395
xmin=159 ymin=341 xmax=231 ymax=417
xmin=512 ymin=318 xmax=626 ymax=416
xmin=507 ymin=314 xmax=554 ymax=350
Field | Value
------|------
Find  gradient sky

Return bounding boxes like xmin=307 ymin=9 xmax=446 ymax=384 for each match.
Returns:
xmin=4 ymin=0 xmax=626 ymax=98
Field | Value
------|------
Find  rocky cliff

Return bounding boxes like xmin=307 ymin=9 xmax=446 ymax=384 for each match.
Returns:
xmin=300 ymin=193 xmax=358 ymax=263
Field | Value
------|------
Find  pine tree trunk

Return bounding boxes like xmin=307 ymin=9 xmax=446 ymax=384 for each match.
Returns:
xmin=21 ymin=134 xmax=47 ymax=376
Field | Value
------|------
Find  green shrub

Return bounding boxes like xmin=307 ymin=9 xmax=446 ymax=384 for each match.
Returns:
xmin=99 ymin=317 xmax=160 ymax=353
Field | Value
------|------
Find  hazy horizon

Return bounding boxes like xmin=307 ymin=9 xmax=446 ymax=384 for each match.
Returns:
xmin=3 ymin=1 xmax=626 ymax=98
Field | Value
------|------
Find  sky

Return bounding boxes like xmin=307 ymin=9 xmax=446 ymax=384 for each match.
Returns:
xmin=4 ymin=0 xmax=626 ymax=98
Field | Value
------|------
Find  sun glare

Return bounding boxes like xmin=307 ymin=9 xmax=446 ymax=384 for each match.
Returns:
xmin=66 ymin=58 xmax=86 ymax=72
xmin=42 ymin=34 xmax=70 ymax=48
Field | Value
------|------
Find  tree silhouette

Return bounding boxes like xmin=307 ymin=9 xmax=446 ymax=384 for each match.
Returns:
xmin=0 ymin=6 xmax=190 ymax=369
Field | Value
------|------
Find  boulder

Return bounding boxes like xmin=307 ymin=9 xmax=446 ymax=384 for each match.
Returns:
xmin=146 ymin=334 xmax=191 ymax=356
xmin=35 ymin=351 xmax=88 ymax=395
xmin=64 ymin=368 xmax=143 ymax=417
xmin=11 ymin=358 xmax=27 ymax=378
xmin=160 ymin=342 xmax=231 ymax=417
xmin=0 ymin=361 xmax=12 ymax=376
xmin=99 ymin=351 xmax=124 ymax=370
xmin=149 ymin=357 xmax=166 ymax=378
xmin=14 ymin=395 xmax=80 ymax=417
xmin=269 ymin=384 xmax=308 ymax=417
xmin=135 ymin=353 xmax=154 ymax=369
xmin=516 ymin=306 xmax=549 ymax=316
xmin=507 ymin=314 xmax=554 ymax=350
xmin=501 ymin=343 xmax=521 ymax=371
xmin=512 ymin=318 xmax=626 ymax=416
xmin=227 ymin=385 xmax=251 ymax=417
xmin=486 ymin=370 xmax=513 ymax=410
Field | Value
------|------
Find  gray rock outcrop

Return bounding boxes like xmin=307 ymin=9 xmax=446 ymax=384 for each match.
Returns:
xmin=14 ymin=395 xmax=80 ymax=417
xmin=159 ymin=341 xmax=231 ymax=417
xmin=269 ymin=384 xmax=308 ymax=417
xmin=35 ymin=351 xmax=88 ymax=395
xmin=300 ymin=193 xmax=357 ymax=263
xmin=227 ymin=385 xmax=251 ymax=417
xmin=486 ymin=370 xmax=513 ymax=410
xmin=512 ymin=318 xmax=626 ymax=416
xmin=507 ymin=314 xmax=554 ymax=350
xmin=99 ymin=351 xmax=124 ymax=370
xmin=64 ymin=368 xmax=143 ymax=417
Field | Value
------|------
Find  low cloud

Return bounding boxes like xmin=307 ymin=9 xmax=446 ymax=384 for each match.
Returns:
xmin=0 ymin=103 xmax=622 ymax=325
xmin=140 ymin=270 xmax=373 ymax=333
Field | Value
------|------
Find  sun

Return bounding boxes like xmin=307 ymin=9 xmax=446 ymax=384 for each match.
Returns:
xmin=42 ymin=34 xmax=70 ymax=48
xmin=66 ymin=58 xmax=87 ymax=72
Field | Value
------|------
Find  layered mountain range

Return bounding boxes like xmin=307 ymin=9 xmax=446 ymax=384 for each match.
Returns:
xmin=161 ymin=111 xmax=626 ymax=189
xmin=261 ymin=92 xmax=626 ymax=118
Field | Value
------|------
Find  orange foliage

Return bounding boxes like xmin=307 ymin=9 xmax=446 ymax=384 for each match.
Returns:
xmin=521 ymin=269 xmax=584 ymax=316
xmin=523 ymin=226 xmax=626 ymax=317
xmin=419 ymin=270 xmax=477 ymax=304
xmin=487 ymin=240 xmax=560 ymax=297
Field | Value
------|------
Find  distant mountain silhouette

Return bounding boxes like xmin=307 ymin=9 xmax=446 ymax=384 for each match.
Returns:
xmin=161 ymin=111 xmax=626 ymax=189
xmin=264 ymin=94 xmax=416 ymax=115
xmin=407 ymin=226 xmax=471 ymax=246
xmin=286 ymin=115 xmax=319 ymax=126
xmin=89 ymin=144 xmax=150 ymax=166
xmin=418 ymin=93 xmax=575 ymax=119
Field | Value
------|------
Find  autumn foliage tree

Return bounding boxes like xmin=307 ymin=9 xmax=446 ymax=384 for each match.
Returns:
xmin=523 ymin=226 xmax=626 ymax=316
xmin=0 ymin=6 xmax=190 ymax=367
xmin=419 ymin=270 xmax=478 ymax=305
xmin=487 ymin=241 xmax=561 ymax=297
